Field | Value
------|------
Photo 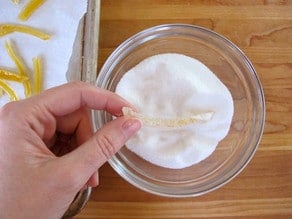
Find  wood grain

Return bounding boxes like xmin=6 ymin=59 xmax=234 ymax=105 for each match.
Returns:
xmin=77 ymin=0 xmax=292 ymax=218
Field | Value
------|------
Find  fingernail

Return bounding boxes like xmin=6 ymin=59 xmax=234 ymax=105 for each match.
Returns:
xmin=122 ymin=118 xmax=142 ymax=134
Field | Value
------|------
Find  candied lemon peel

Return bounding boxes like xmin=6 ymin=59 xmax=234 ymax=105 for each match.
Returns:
xmin=0 ymin=41 xmax=43 ymax=101
xmin=1 ymin=0 xmax=47 ymax=103
xmin=5 ymin=40 xmax=32 ymax=97
xmin=0 ymin=79 xmax=19 ymax=101
xmin=122 ymin=107 xmax=214 ymax=128
xmin=18 ymin=0 xmax=46 ymax=21
xmin=11 ymin=0 xmax=20 ymax=4
xmin=0 ymin=68 xmax=29 ymax=82
xmin=0 ymin=24 xmax=50 ymax=40
xmin=32 ymin=57 xmax=42 ymax=94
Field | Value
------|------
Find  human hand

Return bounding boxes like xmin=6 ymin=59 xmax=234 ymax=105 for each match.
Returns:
xmin=0 ymin=82 xmax=141 ymax=219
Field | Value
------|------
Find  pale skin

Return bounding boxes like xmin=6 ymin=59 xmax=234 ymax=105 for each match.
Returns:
xmin=0 ymin=81 xmax=141 ymax=219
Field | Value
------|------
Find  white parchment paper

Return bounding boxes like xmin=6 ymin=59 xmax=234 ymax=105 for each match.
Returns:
xmin=0 ymin=0 xmax=87 ymax=106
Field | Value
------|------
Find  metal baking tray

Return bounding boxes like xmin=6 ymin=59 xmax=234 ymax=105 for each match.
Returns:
xmin=63 ymin=1 xmax=100 ymax=218
xmin=67 ymin=0 xmax=100 ymax=85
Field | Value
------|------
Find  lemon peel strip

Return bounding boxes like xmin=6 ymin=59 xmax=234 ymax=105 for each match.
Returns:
xmin=18 ymin=0 xmax=46 ymax=21
xmin=0 ymin=24 xmax=50 ymax=40
xmin=0 ymin=79 xmax=19 ymax=101
xmin=32 ymin=57 xmax=42 ymax=94
xmin=122 ymin=107 xmax=214 ymax=128
xmin=5 ymin=40 xmax=32 ymax=97
xmin=11 ymin=0 xmax=20 ymax=4
xmin=0 ymin=68 xmax=29 ymax=83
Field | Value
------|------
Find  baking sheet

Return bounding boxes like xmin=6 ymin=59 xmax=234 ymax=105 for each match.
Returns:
xmin=68 ymin=0 xmax=100 ymax=84
xmin=0 ymin=0 xmax=100 ymax=106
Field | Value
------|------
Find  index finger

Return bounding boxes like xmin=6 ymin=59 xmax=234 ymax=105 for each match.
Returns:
xmin=33 ymin=81 xmax=132 ymax=116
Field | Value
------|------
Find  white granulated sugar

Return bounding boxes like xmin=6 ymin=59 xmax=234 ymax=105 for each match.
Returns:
xmin=116 ymin=53 xmax=234 ymax=169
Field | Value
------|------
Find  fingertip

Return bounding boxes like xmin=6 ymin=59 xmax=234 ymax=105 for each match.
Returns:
xmin=122 ymin=117 xmax=142 ymax=138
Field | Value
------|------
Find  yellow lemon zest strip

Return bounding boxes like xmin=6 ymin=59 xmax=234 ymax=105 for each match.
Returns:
xmin=5 ymin=40 xmax=32 ymax=97
xmin=32 ymin=57 xmax=42 ymax=94
xmin=11 ymin=0 xmax=20 ymax=4
xmin=122 ymin=107 xmax=214 ymax=128
xmin=0 ymin=68 xmax=29 ymax=83
xmin=18 ymin=0 xmax=46 ymax=21
xmin=0 ymin=79 xmax=19 ymax=101
xmin=0 ymin=24 xmax=50 ymax=40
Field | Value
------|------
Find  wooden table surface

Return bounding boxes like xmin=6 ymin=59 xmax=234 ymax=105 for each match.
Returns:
xmin=77 ymin=1 xmax=292 ymax=218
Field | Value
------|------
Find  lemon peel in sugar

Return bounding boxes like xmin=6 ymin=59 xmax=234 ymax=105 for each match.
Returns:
xmin=122 ymin=107 xmax=214 ymax=128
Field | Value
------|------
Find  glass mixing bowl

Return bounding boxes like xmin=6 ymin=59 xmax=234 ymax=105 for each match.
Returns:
xmin=92 ymin=24 xmax=265 ymax=197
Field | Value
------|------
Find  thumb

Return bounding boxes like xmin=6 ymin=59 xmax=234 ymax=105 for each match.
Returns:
xmin=54 ymin=116 xmax=141 ymax=189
